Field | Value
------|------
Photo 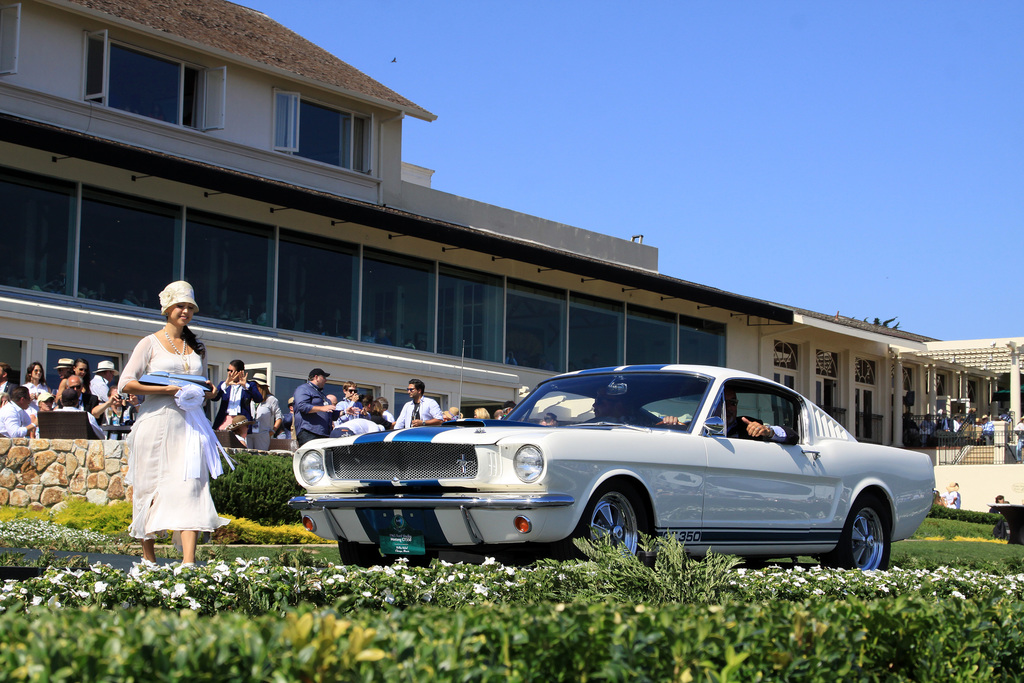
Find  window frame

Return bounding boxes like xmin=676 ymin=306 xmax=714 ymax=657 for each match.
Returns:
xmin=273 ymin=90 xmax=372 ymax=171
xmin=0 ymin=3 xmax=21 ymax=75
xmin=83 ymin=32 xmax=225 ymax=129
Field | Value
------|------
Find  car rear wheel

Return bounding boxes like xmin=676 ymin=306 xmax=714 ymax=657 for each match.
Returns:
xmin=550 ymin=483 xmax=649 ymax=560
xmin=823 ymin=494 xmax=891 ymax=571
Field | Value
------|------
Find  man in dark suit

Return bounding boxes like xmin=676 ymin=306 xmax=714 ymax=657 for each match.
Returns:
xmin=64 ymin=374 xmax=102 ymax=417
xmin=723 ymin=387 xmax=799 ymax=445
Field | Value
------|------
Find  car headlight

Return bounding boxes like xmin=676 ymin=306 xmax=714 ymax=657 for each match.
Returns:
xmin=299 ymin=450 xmax=326 ymax=485
xmin=513 ymin=445 xmax=544 ymax=483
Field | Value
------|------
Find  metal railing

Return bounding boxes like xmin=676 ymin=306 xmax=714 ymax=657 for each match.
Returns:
xmin=903 ymin=412 xmax=1021 ymax=465
xmin=855 ymin=412 xmax=884 ymax=444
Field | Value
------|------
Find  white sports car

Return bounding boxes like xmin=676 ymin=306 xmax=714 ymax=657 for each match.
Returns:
xmin=289 ymin=365 xmax=934 ymax=570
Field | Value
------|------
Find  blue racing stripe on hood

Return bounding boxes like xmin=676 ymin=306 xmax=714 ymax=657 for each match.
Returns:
xmin=388 ymin=427 xmax=453 ymax=442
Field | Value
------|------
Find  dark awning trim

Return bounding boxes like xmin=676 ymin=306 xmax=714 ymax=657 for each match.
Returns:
xmin=0 ymin=114 xmax=793 ymax=324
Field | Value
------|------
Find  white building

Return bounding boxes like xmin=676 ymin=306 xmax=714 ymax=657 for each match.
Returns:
xmin=0 ymin=0 xmax=1018 ymax=443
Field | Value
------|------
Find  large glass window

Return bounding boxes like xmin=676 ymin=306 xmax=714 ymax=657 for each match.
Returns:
xmin=0 ymin=168 xmax=74 ymax=295
xmin=361 ymin=250 xmax=434 ymax=351
xmin=626 ymin=306 xmax=676 ymax=365
xmin=184 ymin=211 xmax=273 ymax=326
xmin=568 ymin=293 xmax=622 ymax=371
xmin=277 ymin=230 xmax=358 ymax=338
xmin=437 ymin=265 xmax=503 ymax=362
xmin=79 ymin=189 xmax=180 ymax=307
xmin=506 ymin=281 xmax=565 ymax=371
xmin=679 ymin=314 xmax=725 ymax=366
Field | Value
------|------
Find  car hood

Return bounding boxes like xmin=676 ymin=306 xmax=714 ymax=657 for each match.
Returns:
xmin=304 ymin=420 xmax=586 ymax=451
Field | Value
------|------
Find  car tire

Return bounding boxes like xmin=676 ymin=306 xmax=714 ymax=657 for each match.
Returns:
xmin=337 ymin=540 xmax=383 ymax=568
xmin=822 ymin=494 xmax=892 ymax=571
xmin=550 ymin=482 xmax=649 ymax=560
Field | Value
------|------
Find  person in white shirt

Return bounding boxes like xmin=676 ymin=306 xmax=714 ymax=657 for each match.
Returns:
xmin=90 ymin=360 xmax=119 ymax=399
xmin=248 ymin=372 xmax=283 ymax=451
xmin=393 ymin=378 xmax=444 ymax=429
xmin=942 ymin=482 xmax=961 ymax=509
xmin=0 ymin=386 xmax=37 ymax=438
xmin=331 ymin=381 xmax=364 ymax=429
xmin=57 ymin=388 xmax=105 ymax=439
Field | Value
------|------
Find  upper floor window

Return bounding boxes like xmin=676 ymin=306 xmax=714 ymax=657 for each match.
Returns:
xmin=273 ymin=91 xmax=369 ymax=172
xmin=0 ymin=4 xmax=20 ymax=75
xmin=84 ymin=31 xmax=225 ymax=129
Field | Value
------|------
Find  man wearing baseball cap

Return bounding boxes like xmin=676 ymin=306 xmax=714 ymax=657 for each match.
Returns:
xmin=292 ymin=368 xmax=337 ymax=446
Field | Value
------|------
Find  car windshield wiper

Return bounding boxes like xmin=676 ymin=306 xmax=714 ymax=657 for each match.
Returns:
xmin=564 ymin=421 xmax=651 ymax=432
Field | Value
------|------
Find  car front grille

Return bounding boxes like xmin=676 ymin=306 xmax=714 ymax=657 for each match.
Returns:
xmin=327 ymin=442 xmax=479 ymax=481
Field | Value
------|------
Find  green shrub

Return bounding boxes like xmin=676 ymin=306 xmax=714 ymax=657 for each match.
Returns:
xmin=558 ymin=533 xmax=742 ymax=605
xmin=3 ymin=597 xmax=1024 ymax=681
xmin=928 ymin=504 xmax=1001 ymax=525
xmin=51 ymin=499 xmax=132 ymax=535
xmin=209 ymin=451 xmax=304 ymax=526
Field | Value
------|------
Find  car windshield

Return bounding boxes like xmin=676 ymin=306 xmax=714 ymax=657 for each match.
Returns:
xmin=507 ymin=372 xmax=711 ymax=432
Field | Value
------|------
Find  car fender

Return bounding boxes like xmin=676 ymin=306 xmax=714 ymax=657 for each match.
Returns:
xmin=563 ymin=466 xmax=656 ymax=532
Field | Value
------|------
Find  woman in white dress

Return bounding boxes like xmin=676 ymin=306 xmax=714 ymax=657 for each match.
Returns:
xmin=119 ymin=281 xmax=227 ymax=565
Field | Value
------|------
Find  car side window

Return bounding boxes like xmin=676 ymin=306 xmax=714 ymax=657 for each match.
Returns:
xmin=715 ymin=382 xmax=801 ymax=441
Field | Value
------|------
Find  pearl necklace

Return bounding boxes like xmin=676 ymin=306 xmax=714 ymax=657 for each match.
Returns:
xmin=164 ymin=329 xmax=191 ymax=373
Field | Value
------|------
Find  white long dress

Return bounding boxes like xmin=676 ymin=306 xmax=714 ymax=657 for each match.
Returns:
xmin=119 ymin=334 xmax=228 ymax=541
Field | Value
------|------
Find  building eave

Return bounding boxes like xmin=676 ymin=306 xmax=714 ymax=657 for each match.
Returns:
xmin=0 ymin=113 xmax=794 ymax=324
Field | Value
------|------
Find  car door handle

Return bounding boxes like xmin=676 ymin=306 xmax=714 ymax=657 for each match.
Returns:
xmin=802 ymin=449 xmax=821 ymax=461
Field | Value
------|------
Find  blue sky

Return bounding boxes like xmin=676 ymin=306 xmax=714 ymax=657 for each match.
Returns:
xmin=242 ymin=1 xmax=1022 ymax=341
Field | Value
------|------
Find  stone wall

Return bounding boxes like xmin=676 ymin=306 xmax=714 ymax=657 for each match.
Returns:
xmin=0 ymin=438 xmax=129 ymax=510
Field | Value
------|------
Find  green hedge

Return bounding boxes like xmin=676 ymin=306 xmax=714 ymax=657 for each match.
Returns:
xmin=3 ymin=596 xmax=1023 ymax=681
xmin=927 ymin=504 xmax=1002 ymax=525
xmin=208 ymin=451 xmax=303 ymax=526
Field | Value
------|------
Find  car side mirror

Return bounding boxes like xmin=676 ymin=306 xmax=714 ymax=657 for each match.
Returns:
xmin=703 ymin=416 xmax=725 ymax=437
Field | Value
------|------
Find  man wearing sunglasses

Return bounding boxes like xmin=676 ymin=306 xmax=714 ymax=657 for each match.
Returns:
xmin=393 ymin=378 xmax=443 ymax=429
xmin=722 ymin=386 xmax=798 ymax=445
xmin=332 ymin=382 xmax=364 ymax=426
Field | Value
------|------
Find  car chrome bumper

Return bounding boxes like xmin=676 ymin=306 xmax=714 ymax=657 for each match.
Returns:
xmin=289 ymin=493 xmax=575 ymax=511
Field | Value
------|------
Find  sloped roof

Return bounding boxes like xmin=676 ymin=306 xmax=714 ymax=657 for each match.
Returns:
xmin=55 ymin=0 xmax=435 ymax=120
xmin=793 ymin=307 xmax=938 ymax=344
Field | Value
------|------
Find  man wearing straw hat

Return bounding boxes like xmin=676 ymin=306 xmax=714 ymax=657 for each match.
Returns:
xmin=90 ymin=360 xmax=120 ymax=399
xmin=248 ymin=371 xmax=282 ymax=451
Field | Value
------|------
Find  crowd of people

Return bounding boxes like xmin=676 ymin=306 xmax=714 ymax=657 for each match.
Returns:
xmin=0 ymin=358 xmax=140 ymax=439
xmin=0 ymin=355 xmax=519 ymax=448
xmin=0 ymin=280 xmax=522 ymax=568
xmin=902 ymin=409 xmax=1024 ymax=459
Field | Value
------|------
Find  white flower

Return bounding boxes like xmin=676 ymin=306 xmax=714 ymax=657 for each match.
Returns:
xmin=171 ymin=583 xmax=187 ymax=598
xmin=94 ymin=581 xmax=108 ymax=593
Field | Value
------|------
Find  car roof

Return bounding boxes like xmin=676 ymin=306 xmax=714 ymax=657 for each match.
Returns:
xmin=550 ymin=364 xmax=771 ymax=384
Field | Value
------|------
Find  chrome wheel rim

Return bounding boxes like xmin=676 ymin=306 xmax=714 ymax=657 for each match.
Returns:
xmin=589 ymin=491 xmax=639 ymax=553
xmin=850 ymin=506 xmax=885 ymax=570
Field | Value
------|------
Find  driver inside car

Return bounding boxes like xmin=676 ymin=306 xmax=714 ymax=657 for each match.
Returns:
xmin=719 ymin=387 xmax=799 ymax=444
xmin=589 ymin=391 xmax=685 ymax=429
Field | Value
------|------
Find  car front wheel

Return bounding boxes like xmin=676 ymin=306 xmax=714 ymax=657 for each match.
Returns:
xmin=823 ymin=494 xmax=892 ymax=570
xmin=550 ymin=483 xmax=649 ymax=560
